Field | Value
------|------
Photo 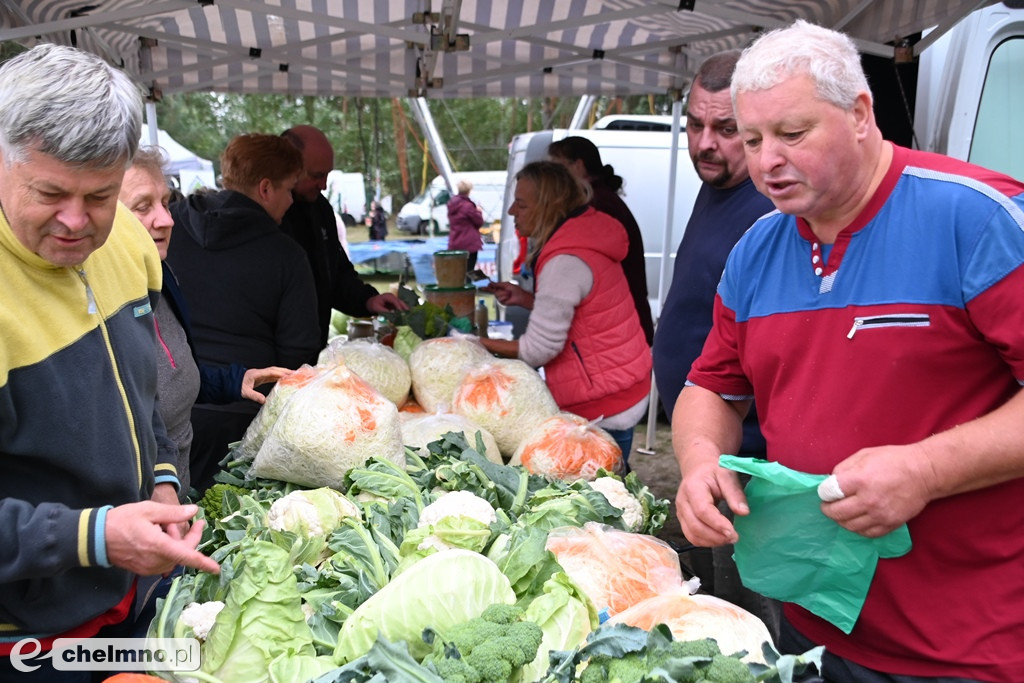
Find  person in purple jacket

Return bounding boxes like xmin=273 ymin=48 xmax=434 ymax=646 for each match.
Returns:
xmin=446 ymin=179 xmax=486 ymax=270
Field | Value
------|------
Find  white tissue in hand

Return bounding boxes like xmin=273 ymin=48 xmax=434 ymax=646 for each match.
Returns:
xmin=818 ymin=474 xmax=845 ymax=502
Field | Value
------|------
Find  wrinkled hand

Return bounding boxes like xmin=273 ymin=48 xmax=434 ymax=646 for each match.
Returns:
xmin=481 ymin=281 xmax=533 ymax=309
xmin=241 ymin=366 xmax=292 ymax=404
xmin=106 ymin=502 xmax=220 ymax=577
xmin=675 ymin=462 xmax=747 ymax=547
xmin=366 ymin=292 xmax=408 ymax=313
xmin=821 ymin=443 xmax=933 ymax=537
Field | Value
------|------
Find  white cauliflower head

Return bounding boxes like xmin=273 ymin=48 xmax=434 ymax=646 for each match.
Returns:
xmin=268 ymin=487 xmax=360 ymax=537
xmin=418 ymin=490 xmax=497 ymax=528
xmin=590 ymin=476 xmax=644 ymax=532
xmin=416 ymin=490 xmax=497 ymax=551
xmin=179 ymin=600 xmax=226 ymax=641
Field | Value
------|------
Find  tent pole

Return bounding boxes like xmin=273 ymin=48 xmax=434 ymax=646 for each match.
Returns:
xmin=409 ymin=97 xmax=456 ymax=239
xmin=145 ymin=101 xmax=159 ymax=146
xmin=568 ymin=95 xmax=596 ymax=130
xmin=641 ymin=95 xmax=685 ymax=454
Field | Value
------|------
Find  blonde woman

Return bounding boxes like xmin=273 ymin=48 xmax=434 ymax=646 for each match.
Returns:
xmin=482 ymin=161 xmax=651 ymax=465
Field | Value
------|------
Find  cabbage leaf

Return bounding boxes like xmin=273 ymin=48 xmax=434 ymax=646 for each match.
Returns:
xmin=334 ymin=549 xmax=516 ymax=664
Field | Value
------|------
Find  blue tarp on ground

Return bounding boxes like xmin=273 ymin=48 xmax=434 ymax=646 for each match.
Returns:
xmin=348 ymin=238 xmax=496 ymax=285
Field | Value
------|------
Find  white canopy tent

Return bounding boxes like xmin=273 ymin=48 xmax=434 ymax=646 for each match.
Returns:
xmin=139 ymin=122 xmax=213 ymax=175
xmin=0 ymin=1 xmax=997 ymax=101
xmin=139 ymin=122 xmax=217 ymax=192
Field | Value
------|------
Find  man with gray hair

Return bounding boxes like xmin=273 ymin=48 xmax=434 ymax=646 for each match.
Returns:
xmin=674 ymin=20 xmax=1024 ymax=680
xmin=0 ymin=44 xmax=218 ymax=678
xmin=652 ymin=49 xmax=778 ymax=641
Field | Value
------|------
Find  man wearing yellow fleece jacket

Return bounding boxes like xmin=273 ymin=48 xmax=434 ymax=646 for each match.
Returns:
xmin=0 ymin=44 xmax=218 ymax=680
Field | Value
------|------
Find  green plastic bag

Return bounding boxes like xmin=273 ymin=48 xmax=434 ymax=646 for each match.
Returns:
xmin=719 ymin=455 xmax=912 ymax=634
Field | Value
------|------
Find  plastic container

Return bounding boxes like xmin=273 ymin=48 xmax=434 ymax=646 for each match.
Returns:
xmin=433 ymin=250 xmax=469 ymax=288
xmin=423 ymin=284 xmax=476 ymax=318
xmin=347 ymin=319 xmax=375 ymax=339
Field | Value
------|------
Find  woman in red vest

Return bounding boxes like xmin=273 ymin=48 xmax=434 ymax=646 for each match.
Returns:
xmin=481 ymin=161 xmax=651 ymax=466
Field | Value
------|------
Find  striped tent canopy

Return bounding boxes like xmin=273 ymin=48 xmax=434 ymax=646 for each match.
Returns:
xmin=0 ymin=0 xmax=1000 ymax=99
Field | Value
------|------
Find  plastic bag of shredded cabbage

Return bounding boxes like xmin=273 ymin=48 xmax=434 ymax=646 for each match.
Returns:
xmin=607 ymin=589 xmax=774 ymax=664
xmin=400 ymin=411 xmax=504 ymax=464
xmin=451 ymin=358 xmax=559 ymax=458
xmin=249 ymin=364 xmax=404 ymax=488
xmin=235 ymin=364 xmax=327 ymax=462
xmin=408 ymin=336 xmax=490 ymax=413
xmin=545 ymin=522 xmax=684 ymax=617
xmin=318 ymin=338 xmax=412 ymax=407
xmin=510 ymin=413 xmax=623 ymax=481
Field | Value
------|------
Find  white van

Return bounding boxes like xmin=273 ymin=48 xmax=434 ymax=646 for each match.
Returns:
xmin=324 ymin=170 xmax=367 ymax=226
xmin=498 ymin=127 xmax=701 ymax=317
xmin=396 ymin=170 xmax=507 ymax=235
xmin=914 ymin=2 xmax=1024 ymax=178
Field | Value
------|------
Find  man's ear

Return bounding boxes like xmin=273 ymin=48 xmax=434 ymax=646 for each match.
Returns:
xmin=851 ymin=91 xmax=874 ymax=140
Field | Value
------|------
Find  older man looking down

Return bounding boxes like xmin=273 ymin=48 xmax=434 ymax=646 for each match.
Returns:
xmin=673 ymin=20 xmax=1024 ymax=681
xmin=0 ymin=44 xmax=218 ymax=681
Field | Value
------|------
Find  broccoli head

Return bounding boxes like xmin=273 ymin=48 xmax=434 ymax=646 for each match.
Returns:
xmin=423 ymin=603 xmax=543 ymax=683
xmin=197 ymin=483 xmax=248 ymax=521
xmin=670 ymin=639 xmax=721 ymax=659
xmin=702 ymin=654 xmax=757 ymax=683
xmin=579 ymin=652 xmax=650 ymax=683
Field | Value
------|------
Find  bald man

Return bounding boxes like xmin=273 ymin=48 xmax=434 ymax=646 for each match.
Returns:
xmin=280 ymin=125 xmax=406 ymax=347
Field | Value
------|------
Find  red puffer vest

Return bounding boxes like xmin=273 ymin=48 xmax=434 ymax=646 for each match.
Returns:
xmin=535 ymin=207 xmax=651 ymax=419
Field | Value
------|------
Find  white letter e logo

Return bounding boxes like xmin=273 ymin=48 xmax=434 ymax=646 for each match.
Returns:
xmin=9 ymin=638 xmax=49 ymax=672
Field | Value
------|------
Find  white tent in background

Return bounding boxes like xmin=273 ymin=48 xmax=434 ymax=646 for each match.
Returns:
xmin=139 ymin=123 xmax=217 ymax=193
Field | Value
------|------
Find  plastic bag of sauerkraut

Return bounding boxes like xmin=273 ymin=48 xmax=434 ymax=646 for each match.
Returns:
xmin=235 ymin=364 xmax=327 ymax=462
xmin=249 ymin=364 xmax=404 ymax=488
xmin=399 ymin=411 xmax=504 ymax=464
xmin=511 ymin=413 xmax=623 ymax=481
xmin=408 ymin=336 xmax=491 ymax=413
xmin=318 ymin=338 xmax=412 ymax=407
xmin=450 ymin=358 xmax=559 ymax=458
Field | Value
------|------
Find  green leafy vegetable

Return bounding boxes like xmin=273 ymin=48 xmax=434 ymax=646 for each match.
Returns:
xmin=200 ymin=538 xmax=318 ymax=683
xmin=335 ymin=549 xmax=516 ymax=664
xmin=383 ymin=283 xmax=472 ymax=340
xmin=544 ymin=623 xmax=824 ymax=683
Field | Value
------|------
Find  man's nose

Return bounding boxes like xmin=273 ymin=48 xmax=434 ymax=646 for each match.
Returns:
xmin=56 ymin=200 xmax=90 ymax=232
xmin=697 ymin=127 xmax=717 ymax=152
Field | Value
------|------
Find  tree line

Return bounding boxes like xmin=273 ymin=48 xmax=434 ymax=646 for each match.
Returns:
xmin=154 ymin=92 xmax=672 ymax=207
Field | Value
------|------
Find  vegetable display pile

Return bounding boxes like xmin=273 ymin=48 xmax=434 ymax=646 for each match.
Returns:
xmin=147 ymin=432 xmax=822 ymax=683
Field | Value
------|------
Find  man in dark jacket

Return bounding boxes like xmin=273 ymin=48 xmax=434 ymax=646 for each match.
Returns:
xmin=280 ymin=125 xmax=406 ymax=347
xmin=166 ymin=133 xmax=321 ymax=493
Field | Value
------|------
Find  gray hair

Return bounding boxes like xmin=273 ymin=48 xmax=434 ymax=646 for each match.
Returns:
xmin=131 ymin=145 xmax=170 ymax=177
xmin=732 ymin=20 xmax=871 ymax=110
xmin=0 ymin=43 xmax=143 ymax=167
